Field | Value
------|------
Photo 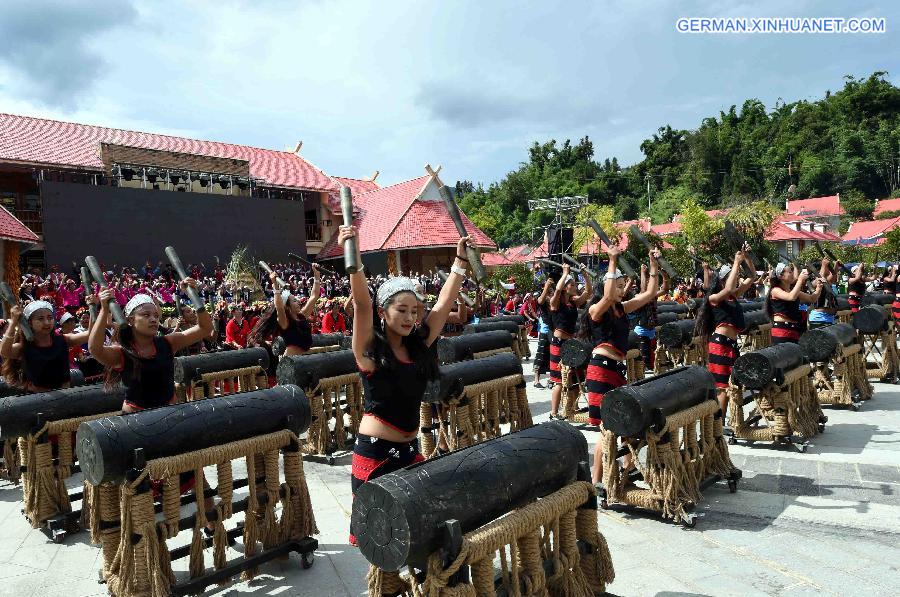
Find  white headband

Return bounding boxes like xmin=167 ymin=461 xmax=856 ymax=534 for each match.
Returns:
xmin=124 ymin=294 xmax=156 ymax=317
xmin=23 ymin=300 xmax=54 ymax=320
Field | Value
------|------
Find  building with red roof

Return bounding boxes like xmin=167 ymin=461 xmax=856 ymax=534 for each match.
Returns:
xmin=648 ymin=209 xmax=730 ymax=237
xmin=873 ymin=197 xmax=900 ymax=218
xmin=785 ymin=195 xmax=844 ymax=231
xmin=316 ymin=167 xmax=497 ymax=275
xmin=765 ymin=214 xmax=841 ymax=257
xmin=842 ymin=217 xmax=900 ymax=247
xmin=0 ymin=112 xmax=402 ymax=269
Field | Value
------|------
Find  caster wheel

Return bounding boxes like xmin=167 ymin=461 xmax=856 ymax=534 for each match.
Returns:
xmin=599 ymin=499 xmax=609 ymax=510
xmin=728 ymin=480 xmax=737 ymax=493
xmin=681 ymin=516 xmax=696 ymax=528
xmin=52 ymin=530 xmax=67 ymax=544
xmin=301 ymin=552 xmax=315 ymax=569
xmin=727 ymin=437 xmax=737 ymax=445
xmin=818 ymin=424 xmax=826 ymax=433
xmin=327 ymin=456 xmax=335 ymax=466
xmin=799 ymin=444 xmax=808 ymax=453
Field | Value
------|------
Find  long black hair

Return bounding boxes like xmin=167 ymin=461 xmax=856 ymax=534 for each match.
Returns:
xmin=247 ymin=298 xmax=309 ymax=347
xmin=369 ymin=293 xmax=439 ymax=381
xmin=764 ymin=269 xmax=785 ymax=319
xmin=104 ymin=323 xmax=149 ymax=391
xmin=694 ymin=275 xmax=725 ymax=339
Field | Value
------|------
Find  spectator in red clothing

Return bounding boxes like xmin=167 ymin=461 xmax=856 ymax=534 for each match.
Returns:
xmin=224 ymin=304 xmax=251 ymax=349
xmin=321 ymin=300 xmax=348 ymax=334
xmin=504 ymin=293 xmax=520 ymax=313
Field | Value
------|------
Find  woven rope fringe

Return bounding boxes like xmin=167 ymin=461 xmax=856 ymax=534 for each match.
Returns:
xmin=369 ymin=482 xmax=612 ymax=596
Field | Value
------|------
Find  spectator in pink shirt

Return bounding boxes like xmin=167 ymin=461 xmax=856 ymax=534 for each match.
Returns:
xmin=58 ymin=279 xmax=84 ymax=315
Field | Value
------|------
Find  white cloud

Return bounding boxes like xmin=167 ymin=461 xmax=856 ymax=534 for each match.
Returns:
xmin=0 ymin=0 xmax=896 ymax=186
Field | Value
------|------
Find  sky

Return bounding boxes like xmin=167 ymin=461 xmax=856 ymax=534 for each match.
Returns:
xmin=0 ymin=0 xmax=897 ymax=187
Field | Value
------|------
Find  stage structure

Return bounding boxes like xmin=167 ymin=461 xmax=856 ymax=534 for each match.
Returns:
xmin=527 ymin=195 xmax=588 ymax=280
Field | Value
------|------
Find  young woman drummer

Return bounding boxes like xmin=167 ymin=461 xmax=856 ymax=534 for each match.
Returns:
xmin=1 ymin=298 xmax=95 ymax=393
xmin=88 ymin=281 xmax=216 ymax=527
xmin=694 ymin=248 xmax=756 ymax=415
xmin=338 ymin=225 xmax=469 ymax=545
xmin=547 ymin=264 xmax=592 ymax=419
xmin=633 ymin=264 xmax=669 ymax=371
xmin=766 ymin=262 xmax=823 ymax=345
xmin=88 ymin=281 xmax=213 ymax=413
xmin=807 ymin=259 xmax=840 ymax=330
xmin=847 ymin=263 xmax=873 ymax=313
xmin=254 ymin=265 xmax=321 ymax=357
xmin=581 ymin=246 xmax=660 ymax=485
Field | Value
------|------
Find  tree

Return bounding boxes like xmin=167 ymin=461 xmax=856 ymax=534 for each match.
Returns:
xmin=573 ymin=204 xmax=616 ymax=257
xmin=840 ymin=189 xmax=876 ymax=219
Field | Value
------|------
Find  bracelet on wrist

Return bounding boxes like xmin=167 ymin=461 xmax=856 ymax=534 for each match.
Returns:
xmin=455 ymin=255 xmax=468 ymax=263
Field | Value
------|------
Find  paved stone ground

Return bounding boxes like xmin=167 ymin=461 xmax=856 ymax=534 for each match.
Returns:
xmin=1 ymin=337 xmax=899 ymax=596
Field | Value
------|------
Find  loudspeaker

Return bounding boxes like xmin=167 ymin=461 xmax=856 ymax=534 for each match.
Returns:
xmin=548 ymin=226 xmax=573 ymax=258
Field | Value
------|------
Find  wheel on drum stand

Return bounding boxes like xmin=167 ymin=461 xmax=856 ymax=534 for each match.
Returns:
xmin=301 ymin=551 xmax=315 ymax=569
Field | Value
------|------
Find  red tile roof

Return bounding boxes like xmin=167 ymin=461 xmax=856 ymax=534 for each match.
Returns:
xmin=650 ymin=222 xmax=682 ymax=236
xmin=0 ymin=113 xmax=337 ymax=192
xmin=842 ymin=217 xmax=900 ymax=244
xmin=765 ymin=215 xmax=841 ymax=242
xmin=501 ymin=242 xmax=548 ymax=263
xmin=481 ymin=251 xmax=514 ymax=266
xmin=873 ymin=197 xmax=900 ymax=217
xmin=786 ymin=195 xmax=844 ymax=218
xmin=332 ymin=176 xmax=380 ymax=196
xmin=383 ymin=201 xmax=496 ymax=251
xmin=316 ymin=174 xmax=496 ymax=260
xmin=0 ymin=206 xmax=39 ymax=243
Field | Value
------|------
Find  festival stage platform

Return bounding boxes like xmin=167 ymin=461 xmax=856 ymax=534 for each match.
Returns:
xmin=0 ymin=337 xmax=899 ymax=596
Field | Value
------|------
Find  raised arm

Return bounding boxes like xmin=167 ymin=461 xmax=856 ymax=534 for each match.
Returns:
xmin=574 ymin=268 xmax=592 ymax=306
xmin=271 ymin=273 xmax=290 ymax=330
xmin=339 ymin=226 xmax=375 ymax=370
xmin=623 ymin=250 xmax=660 ymax=313
xmin=588 ymin=248 xmax=620 ymax=321
xmin=89 ymin=289 xmax=123 ymax=368
xmin=656 ymin=271 xmax=670 ymax=298
xmin=0 ymin=305 xmax=24 ymax=360
xmin=300 ymin=266 xmax=321 ymax=317
xmin=549 ymin=265 xmax=569 ymax=311
xmin=423 ymin=236 xmax=471 ymax=346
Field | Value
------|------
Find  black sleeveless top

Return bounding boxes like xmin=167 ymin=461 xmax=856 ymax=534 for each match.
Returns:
xmin=281 ymin=316 xmax=313 ymax=351
xmin=552 ymin=302 xmax=578 ymax=335
xmin=849 ymin=279 xmax=866 ymax=295
xmin=769 ymin=296 xmax=802 ymax=322
xmin=711 ymin=297 xmax=746 ymax=331
xmin=360 ymin=358 xmax=428 ymax=434
xmin=590 ymin=303 xmax=630 ymax=356
xmin=120 ymin=336 xmax=175 ymax=410
xmin=883 ymin=279 xmax=896 ymax=294
xmin=23 ymin=334 xmax=70 ymax=389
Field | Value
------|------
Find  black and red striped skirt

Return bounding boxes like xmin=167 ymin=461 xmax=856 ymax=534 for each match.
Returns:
xmin=349 ymin=433 xmax=424 ymax=545
xmin=771 ymin=320 xmax=801 ymax=344
xmin=848 ymin=293 xmax=862 ymax=313
xmin=548 ymin=335 xmax=564 ymax=383
xmin=585 ymin=354 xmax=626 ymax=426
xmin=707 ymin=333 xmax=739 ymax=389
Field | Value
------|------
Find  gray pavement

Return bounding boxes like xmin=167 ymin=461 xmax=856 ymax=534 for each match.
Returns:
xmin=1 ymin=337 xmax=899 ymax=596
